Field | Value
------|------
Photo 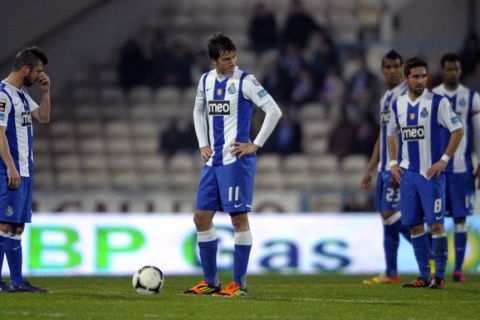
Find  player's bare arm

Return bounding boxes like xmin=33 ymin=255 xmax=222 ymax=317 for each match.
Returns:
xmin=361 ymin=137 xmax=380 ymax=191
xmin=230 ymin=142 xmax=259 ymax=159
xmin=386 ymin=135 xmax=402 ymax=184
xmin=31 ymin=71 xmax=51 ymax=123
xmin=0 ymin=126 xmax=20 ymax=189
xmin=427 ymin=127 xmax=464 ymax=179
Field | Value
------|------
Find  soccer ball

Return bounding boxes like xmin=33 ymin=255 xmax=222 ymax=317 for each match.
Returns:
xmin=132 ymin=266 xmax=164 ymax=294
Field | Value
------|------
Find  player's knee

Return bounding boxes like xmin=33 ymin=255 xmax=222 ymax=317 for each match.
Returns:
xmin=429 ymin=223 xmax=445 ymax=235
xmin=193 ymin=211 xmax=214 ymax=230
xmin=230 ymin=213 xmax=249 ymax=232
xmin=409 ymin=224 xmax=425 ymax=236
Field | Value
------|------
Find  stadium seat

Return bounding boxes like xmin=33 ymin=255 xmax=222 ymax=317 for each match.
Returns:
xmin=55 ymin=154 xmax=81 ymax=171
xmin=108 ymin=155 xmax=135 ymax=171
xmin=284 ymin=172 xmax=313 ymax=190
xmin=153 ymin=87 xmax=180 ymax=104
xmin=308 ymin=193 xmax=343 ymax=212
xmin=256 ymin=154 xmax=281 ymax=173
xmin=255 ymin=172 xmax=285 ymax=190
xmin=105 ymin=121 xmax=131 ymax=137
xmin=56 ymin=170 xmax=83 ymax=190
xmin=81 ymin=155 xmax=108 ymax=172
xmin=166 ymin=153 xmax=196 ymax=172
xmin=283 ymin=154 xmax=310 ymax=173
xmin=82 ymin=171 xmax=110 ymax=189
xmin=340 ymin=154 xmax=368 ymax=173
xmin=311 ymin=172 xmax=342 ymax=190
xmin=76 ymin=121 xmax=103 ymax=138
xmin=310 ymin=155 xmax=338 ymax=172
xmin=99 ymin=86 xmax=124 ymax=103
xmin=110 ymin=171 xmax=140 ymax=190
xmin=79 ymin=137 xmax=106 ymax=155
xmin=128 ymin=86 xmax=152 ymax=103
xmin=51 ymin=137 xmax=77 ymax=154
xmin=136 ymin=154 xmax=166 ymax=172
xmin=106 ymin=138 xmax=133 ymax=155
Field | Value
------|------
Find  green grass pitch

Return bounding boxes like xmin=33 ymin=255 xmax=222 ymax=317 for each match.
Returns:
xmin=1 ymin=274 xmax=479 ymax=319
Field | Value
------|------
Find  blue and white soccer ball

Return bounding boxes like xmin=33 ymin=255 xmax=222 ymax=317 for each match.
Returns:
xmin=132 ymin=266 xmax=165 ymax=294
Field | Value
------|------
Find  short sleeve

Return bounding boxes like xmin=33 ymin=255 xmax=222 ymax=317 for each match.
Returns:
xmin=471 ymin=91 xmax=480 ymax=113
xmin=438 ymin=97 xmax=463 ymax=132
xmin=25 ymin=91 xmax=39 ymax=112
xmin=0 ymin=92 xmax=12 ymax=127
xmin=386 ymin=99 xmax=399 ymax=136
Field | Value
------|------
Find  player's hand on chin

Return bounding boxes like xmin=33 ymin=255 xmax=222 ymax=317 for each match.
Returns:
xmin=231 ymin=142 xmax=259 ymax=159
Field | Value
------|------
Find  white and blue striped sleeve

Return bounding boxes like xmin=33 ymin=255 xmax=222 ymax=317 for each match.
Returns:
xmin=242 ymin=75 xmax=282 ymax=147
xmin=437 ymin=97 xmax=463 ymax=132
xmin=192 ymin=75 xmax=209 ymax=148
xmin=386 ymin=99 xmax=399 ymax=136
xmin=0 ymin=92 xmax=11 ymax=127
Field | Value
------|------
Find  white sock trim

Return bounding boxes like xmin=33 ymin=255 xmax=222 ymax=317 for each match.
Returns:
xmin=455 ymin=222 xmax=467 ymax=233
xmin=197 ymin=228 xmax=217 ymax=242
xmin=383 ymin=211 xmax=401 ymax=225
xmin=410 ymin=231 xmax=426 ymax=239
xmin=234 ymin=230 xmax=252 ymax=246
xmin=432 ymin=232 xmax=447 ymax=238
xmin=7 ymin=233 xmax=22 ymax=240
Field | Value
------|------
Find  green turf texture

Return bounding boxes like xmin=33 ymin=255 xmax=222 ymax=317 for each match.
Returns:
xmin=1 ymin=274 xmax=479 ymax=319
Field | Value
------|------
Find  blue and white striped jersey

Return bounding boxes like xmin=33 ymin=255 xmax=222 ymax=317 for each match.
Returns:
xmin=387 ymin=90 xmax=463 ymax=178
xmin=432 ymin=84 xmax=480 ymax=173
xmin=378 ymin=81 xmax=407 ymax=172
xmin=0 ymin=80 xmax=39 ymax=177
xmin=193 ymin=66 xmax=281 ymax=166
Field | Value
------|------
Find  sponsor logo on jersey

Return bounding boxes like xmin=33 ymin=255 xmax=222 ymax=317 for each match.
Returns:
xmin=420 ymin=107 xmax=429 ymax=118
xmin=451 ymin=115 xmax=460 ymax=124
xmin=380 ymin=111 xmax=390 ymax=124
xmin=6 ymin=206 xmax=13 ymax=217
xmin=21 ymin=111 xmax=32 ymax=127
xmin=459 ymin=97 xmax=466 ymax=107
xmin=0 ymin=99 xmax=5 ymax=112
xmin=401 ymin=125 xmax=425 ymax=141
xmin=257 ymin=89 xmax=268 ymax=98
xmin=208 ymin=100 xmax=230 ymax=115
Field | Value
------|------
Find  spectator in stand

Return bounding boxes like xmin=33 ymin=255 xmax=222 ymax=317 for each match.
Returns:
xmin=148 ymin=33 xmax=171 ymax=89
xmin=158 ymin=117 xmax=196 ymax=160
xmin=464 ymin=60 xmax=480 ymax=93
xmin=248 ymin=2 xmax=278 ymax=56
xmin=118 ymin=38 xmax=148 ymax=93
xmin=459 ymin=32 xmax=480 ymax=78
xmin=263 ymin=106 xmax=302 ymax=155
xmin=319 ymin=67 xmax=345 ymax=119
xmin=356 ymin=112 xmax=379 ymax=157
xmin=261 ymin=54 xmax=294 ymax=103
xmin=280 ymin=43 xmax=306 ymax=81
xmin=328 ymin=109 xmax=359 ymax=160
xmin=310 ymin=33 xmax=340 ymax=89
xmin=347 ymin=56 xmax=379 ymax=121
xmin=164 ymin=42 xmax=193 ymax=89
xmin=290 ymin=67 xmax=314 ymax=106
xmin=282 ymin=0 xmax=322 ymax=50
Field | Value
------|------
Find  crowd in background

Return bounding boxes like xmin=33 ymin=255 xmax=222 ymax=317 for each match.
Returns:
xmin=116 ymin=0 xmax=480 ymax=163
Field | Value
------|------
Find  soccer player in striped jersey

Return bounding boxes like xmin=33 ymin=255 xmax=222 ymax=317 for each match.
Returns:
xmin=387 ymin=57 xmax=464 ymax=289
xmin=361 ymin=50 xmax=411 ymax=285
xmin=432 ymin=53 xmax=480 ymax=282
xmin=0 ymin=47 xmax=51 ymax=293
xmin=183 ymin=34 xmax=282 ymax=297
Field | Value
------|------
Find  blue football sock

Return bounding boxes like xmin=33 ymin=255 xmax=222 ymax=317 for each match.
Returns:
xmin=197 ymin=228 xmax=219 ymax=287
xmin=4 ymin=236 xmax=23 ymax=285
xmin=0 ymin=235 xmax=5 ymax=281
xmin=432 ymin=235 xmax=448 ymax=279
xmin=398 ymin=223 xmax=411 ymax=243
xmin=383 ymin=223 xmax=399 ymax=276
xmin=454 ymin=232 xmax=467 ymax=272
xmin=233 ymin=231 xmax=252 ymax=289
xmin=411 ymin=233 xmax=431 ymax=281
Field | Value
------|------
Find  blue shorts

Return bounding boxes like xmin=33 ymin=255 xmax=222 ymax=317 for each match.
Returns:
xmin=445 ymin=172 xmax=474 ymax=218
xmin=375 ymin=171 xmax=400 ymax=212
xmin=196 ymin=157 xmax=256 ymax=213
xmin=400 ymin=170 xmax=445 ymax=226
xmin=0 ymin=175 xmax=33 ymax=224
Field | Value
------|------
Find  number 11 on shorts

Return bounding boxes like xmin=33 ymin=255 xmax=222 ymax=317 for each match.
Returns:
xmin=228 ymin=186 xmax=240 ymax=202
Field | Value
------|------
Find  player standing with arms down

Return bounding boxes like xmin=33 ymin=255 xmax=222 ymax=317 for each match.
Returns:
xmin=432 ymin=53 xmax=480 ymax=282
xmin=387 ymin=57 xmax=464 ymax=289
xmin=361 ymin=50 xmax=411 ymax=285
xmin=183 ymin=34 xmax=282 ymax=297
xmin=0 ymin=47 xmax=51 ymax=293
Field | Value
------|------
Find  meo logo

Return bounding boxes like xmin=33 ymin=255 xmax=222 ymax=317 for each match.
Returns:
xmin=380 ymin=111 xmax=390 ymax=124
xmin=21 ymin=111 xmax=32 ymax=127
xmin=208 ymin=100 xmax=230 ymax=115
xmin=401 ymin=125 xmax=424 ymax=141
